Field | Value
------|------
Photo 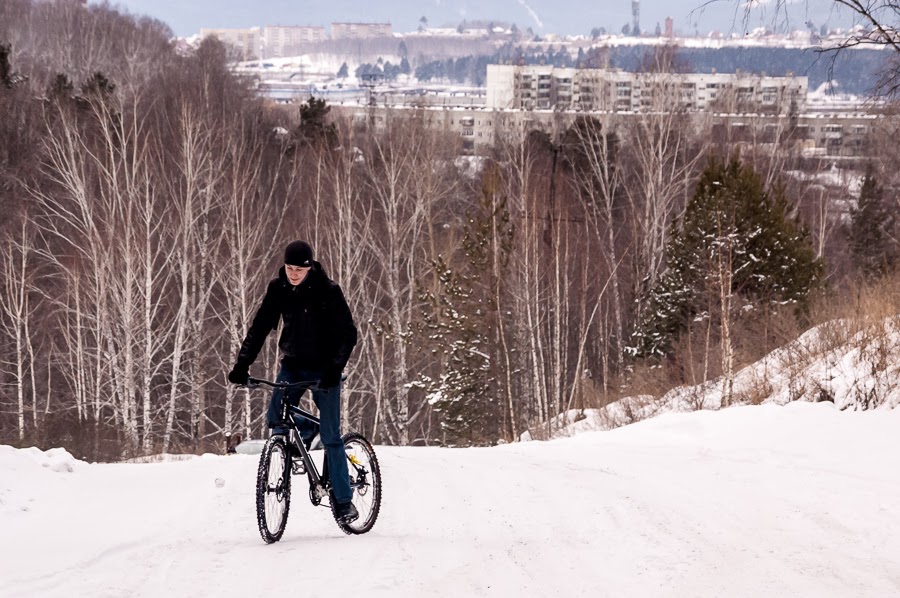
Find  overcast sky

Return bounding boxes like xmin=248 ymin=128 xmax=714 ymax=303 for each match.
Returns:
xmin=102 ymin=0 xmax=853 ymax=38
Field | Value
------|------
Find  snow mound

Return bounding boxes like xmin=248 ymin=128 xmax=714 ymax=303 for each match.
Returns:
xmin=520 ymin=395 xmax=658 ymax=440
xmin=665 ymin=316 xmax=900 ymax=411
xmin=0 ymin=446 xmax=84 ymax=514
xmin=526 ymin=317 xmax=899 ymax=441
xmin=0 ymin=445 xmax=81 ymax=474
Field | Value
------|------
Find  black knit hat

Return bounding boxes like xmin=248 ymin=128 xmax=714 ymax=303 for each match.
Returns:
xmin=284 ymin=240 xmax=313 ymax=267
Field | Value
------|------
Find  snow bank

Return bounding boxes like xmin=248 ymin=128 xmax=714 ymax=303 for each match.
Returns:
xmin=0 ymin=446 xmax=82 ymax=514
xmin=665 ymin=316 xmax=900 ymax=411
xmin=0 ymin=445 xmax=81 ymax=474
xmin=526 ymin=317 xmax=900 ymax=441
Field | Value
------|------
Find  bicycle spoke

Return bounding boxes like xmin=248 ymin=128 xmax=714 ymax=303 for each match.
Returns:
xmin=256 ymin=437 xmax=292 ymax=543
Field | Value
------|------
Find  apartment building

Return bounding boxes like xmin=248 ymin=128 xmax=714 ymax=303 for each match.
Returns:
xmin=486 ymin=64 xmax=808 ymax=115
xmin=331 ymin=22 xmax=392 ymax=39
xmin=329 ymin=104 xmax=874 ymax=158
xmin=200 ymin=27 xmax=261 ymax=60
xmin=263 ymin=26 xmax=326 ymax=58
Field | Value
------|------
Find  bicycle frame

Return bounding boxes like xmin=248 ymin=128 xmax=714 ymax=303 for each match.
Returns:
xmin=247 ymin=377 xmax=326 ymax=489
xmin=247 ymin=376 xmax=367 ymax=503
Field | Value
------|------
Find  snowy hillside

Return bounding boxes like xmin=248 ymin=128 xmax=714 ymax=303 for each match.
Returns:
xmin=3 ymin=402 xmax=900 ymax=597
xmin=530 ymin=317 xmax=900 ymax=440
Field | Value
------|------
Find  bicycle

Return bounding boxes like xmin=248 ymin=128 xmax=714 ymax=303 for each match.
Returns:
xmin=245 ymin=376 xmax=382 ymax=543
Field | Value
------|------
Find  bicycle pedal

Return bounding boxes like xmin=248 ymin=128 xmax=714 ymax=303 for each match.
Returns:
xmin=291 ymin=459 xmax=306 ymax=475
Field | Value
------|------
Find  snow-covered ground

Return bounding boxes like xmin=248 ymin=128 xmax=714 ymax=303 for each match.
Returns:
xmin=3 ymin=402 xmax=899 ymax=597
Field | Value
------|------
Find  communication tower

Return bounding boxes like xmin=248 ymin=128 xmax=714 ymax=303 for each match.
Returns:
xmin=632 ymin=0 xmax=640 ymax=36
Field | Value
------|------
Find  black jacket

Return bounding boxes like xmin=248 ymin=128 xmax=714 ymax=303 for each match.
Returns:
xmin=235 ymin=261 xmax=358 ymax=375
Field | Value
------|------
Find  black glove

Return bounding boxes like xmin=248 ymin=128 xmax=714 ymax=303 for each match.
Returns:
xmin=228 ymin=364 xmax=249 ymax=385
xmin=320 ymin=368 xmax=342 ymax=388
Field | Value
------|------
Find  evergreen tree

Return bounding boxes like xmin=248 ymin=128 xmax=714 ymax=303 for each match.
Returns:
xmin=849 ymin=166 xmax=897 ymax=280
xmin=631 ymin=156 xmax=823 ymax=358
xmin=412 ymin=256 xmax=494 ymax=446
xmin=0 ymin=42 xmax=12 ymax=88
xmin=336 ymin=62 xmax=348 ymax=78
xmin=48 ymin=73 xmax=74 ymax=99
xmin=411 ymin=165 xmax=511 ymax=445
xmin=297 ymin=96 xmax=336 ymax=146
xmin=83 ymin=72 xmax=115 ymax=95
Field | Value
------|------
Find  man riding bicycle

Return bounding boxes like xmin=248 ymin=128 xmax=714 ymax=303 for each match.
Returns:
xmin=228 ymin=240 xmax=360 ymax=523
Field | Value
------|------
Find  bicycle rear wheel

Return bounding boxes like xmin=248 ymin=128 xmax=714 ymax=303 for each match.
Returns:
xmin=333 ymin=432 xmax=382 ymax=535
xmin=256 ymin=436 xmax=292 ymax=543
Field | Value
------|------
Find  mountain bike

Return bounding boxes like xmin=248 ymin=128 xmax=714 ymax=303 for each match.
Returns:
xmin=246 ymin=376 xmax=382 ymax=543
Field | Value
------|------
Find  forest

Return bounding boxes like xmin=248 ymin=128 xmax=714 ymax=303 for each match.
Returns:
xmin=1 ymin=0 xmax=898 ymax=459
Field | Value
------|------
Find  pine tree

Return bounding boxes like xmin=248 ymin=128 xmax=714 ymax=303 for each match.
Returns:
xmin=297 ymin=96 xmax=336 ymax=146
xmin=849 ymin=166 xmax=897 ymax=281
xmin=411 ymin=165 xmax=512 ymax=446
xmin=631 ymin=156 xmax=823 ymax=358
xmin=47 ymin=73 xmax=74 ymax=99
xmin=336 ymin=62 xmax=348 ymax=78
xmin=0 ymin=43 xmax=12 ymax=88
xmin=412 ymin=257 xmax=494 ymax=446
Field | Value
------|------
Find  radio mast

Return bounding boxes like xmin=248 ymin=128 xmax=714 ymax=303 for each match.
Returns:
xmin=632 ymin=0 xmax=640 ymax=35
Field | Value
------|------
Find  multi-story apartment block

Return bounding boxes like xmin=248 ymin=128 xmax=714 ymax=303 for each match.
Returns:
xmin=331 ymin=22 xmax=392 ymax=39
xmin=263 ymin=26 xmax=326 ymax=58
xmin=329 ymin=104 xmax=874 ymax=158
xmin=486 ymin=65 xmax=807 ymax=115
xmin=200 ymin=27 xmax=262 ymax=60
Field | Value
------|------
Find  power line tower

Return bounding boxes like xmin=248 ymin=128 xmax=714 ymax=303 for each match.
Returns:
xmin=632 ymin=0 xmax=641 ymax=36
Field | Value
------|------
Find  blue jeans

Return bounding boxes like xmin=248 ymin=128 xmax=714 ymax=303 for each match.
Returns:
xmin=266 ymin=363 xmax=352 ymax=505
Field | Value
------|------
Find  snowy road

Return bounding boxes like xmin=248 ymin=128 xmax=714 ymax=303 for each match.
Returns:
xmin=2 ymin=402 xmax=899 ymax=598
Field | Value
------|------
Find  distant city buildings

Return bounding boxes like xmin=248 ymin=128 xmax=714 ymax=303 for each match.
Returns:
xmin=486 ymin=64 xmax=807 ymax=115
xmin=264 ymin=26 xmax=326 ymax=58
xmin=330 ymin=22 xmax=392 ymax=39
xmin=330 ymin=102 xmax=874 ymax=158
xmin=200 ymin=27 xmax=262 ymax=60
xmin=665 ymin=17 xmax=674 ymax=38
xmin=200 ymin=22 xmax=394 ymax=58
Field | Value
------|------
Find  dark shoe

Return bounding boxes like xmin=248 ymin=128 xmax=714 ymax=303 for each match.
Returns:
xmin=334 ymin=501 xmax=359 ymax=524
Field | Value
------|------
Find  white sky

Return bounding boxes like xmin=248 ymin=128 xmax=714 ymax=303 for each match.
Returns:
xmin=101 ymin=0 xmax=854 ymax=38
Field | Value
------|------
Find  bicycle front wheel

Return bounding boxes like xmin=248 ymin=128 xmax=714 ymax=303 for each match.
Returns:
xmin=256 ymin=435 xmax=292 ymax=544
xmin=333 ymin=432 xmax=382 ymax=535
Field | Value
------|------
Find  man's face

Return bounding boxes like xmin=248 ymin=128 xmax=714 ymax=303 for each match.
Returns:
xmin=285 ymin=264 xmax=311 ymax=286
